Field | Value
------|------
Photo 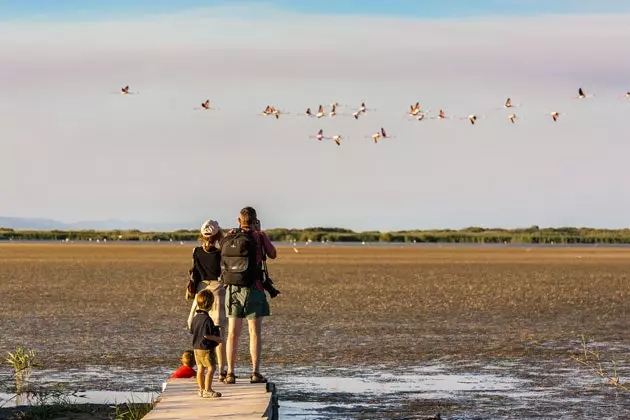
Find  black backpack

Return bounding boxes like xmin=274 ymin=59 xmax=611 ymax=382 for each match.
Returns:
xmin=220 ymin=228 xmax=260 ymax=287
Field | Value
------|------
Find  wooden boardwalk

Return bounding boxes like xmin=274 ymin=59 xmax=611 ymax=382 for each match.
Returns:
xmin=144 ymin=378 xmax=278 ymax=420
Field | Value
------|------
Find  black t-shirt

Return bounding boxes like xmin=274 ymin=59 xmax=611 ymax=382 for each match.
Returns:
xmin=192 ymin=246 xmax=221 ymax=281
xmin=191 ymin=310 xmax=219 ymax=350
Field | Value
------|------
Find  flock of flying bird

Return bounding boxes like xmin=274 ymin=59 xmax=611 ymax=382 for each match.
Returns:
xmin=118 ymin=85 xmax=630 ymax=146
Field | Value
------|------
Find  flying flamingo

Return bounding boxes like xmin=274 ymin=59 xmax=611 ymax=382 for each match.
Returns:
xmin=316 ymin=105 xmax=325 ymax=118
xmin=551 ymin=111 xmax=560 ymax=122
xmin=358 ymin=101 xmax=376 ymax=113
xmin=367 ymin=127 xmax=394 ymax=143
xmin=508 ymin=114 xmax=516 ymax=124
xmin=461 ymin=114 xmax=485 ymax=125
xmin=116 ymin=85 xmax=138 ymax=95
xmin=194 ymin=100 xmax=218 ymax=110
xmin=304 ymin=107 xmax=313 ymax=117
xmin=576 ymin=87 xmax=594 ymax=99
xmin=329 ymin=104 xmax=337 ymax=118
xmin=309 ymin=129 xmax=325 ymax=141
xmin=310 ymin=129 xmax=342 ymax=145
xmin=431 ymin=109 xmax=451 ymax=120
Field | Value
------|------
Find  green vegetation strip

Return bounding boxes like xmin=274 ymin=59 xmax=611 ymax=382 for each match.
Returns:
xmin=2 ymin=226 xmax=630 ymax=244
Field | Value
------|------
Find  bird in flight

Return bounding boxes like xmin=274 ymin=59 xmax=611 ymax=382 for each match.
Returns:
xmin=468 ymin=115 xmax=478 ymax=125
xmin=408 ymin=102 xmax=422 ymax=117
xmin=304 ymin=107 xmax=313 ymax=117
xmin=194 ymin=100 xmax=218 ymax=110
xmin=432 ymin=109 xmax=452 ymax=120
xmin=118 ymin=85 xmax=138 ymax=95
xmin=508 ymin=114 xmax=516 ymax=124
xmin=551 ymin=111 xmax=560 ymax=122
xmin=329 ymin=104 xmax=337 ymax=118
xmin=310 ymin=129 xmax=342 ymax=145
xmin=316 ymin=105 xmax=325 ymax=118
xmin=576 ymin=87 xmax=594 ymax=99
xmin=358 ymin=101 xmax=376 ymax=114
xmin=368 ymin=127 xmax=394 ymax=143
xmin=310 ymin=129 xmax=325 ymax=141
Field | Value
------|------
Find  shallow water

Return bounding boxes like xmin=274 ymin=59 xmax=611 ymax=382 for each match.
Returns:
xmin=2 ymin=358 xmax=628 ymax=418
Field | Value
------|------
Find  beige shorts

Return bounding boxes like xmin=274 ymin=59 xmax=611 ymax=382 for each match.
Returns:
xmin=187 ymin=280 xmax=228 ymax=331
xmin=194 ymin=349 xmax=217 ymax=368
xmin=205 ymin=280 xmax=227 ymax=328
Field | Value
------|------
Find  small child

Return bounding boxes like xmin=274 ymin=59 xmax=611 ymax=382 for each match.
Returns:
xmin=191 ymin=289 xmax=223 ymax=398
xmin=169 ymin=350 xmax=197 ymax=379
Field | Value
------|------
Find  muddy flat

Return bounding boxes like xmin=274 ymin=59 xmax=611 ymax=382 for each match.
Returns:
xmin=1 ymin=243 xmax=629 ymax=418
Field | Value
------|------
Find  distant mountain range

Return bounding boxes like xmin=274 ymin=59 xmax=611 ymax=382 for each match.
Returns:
xmin=0 ymin=216 xmax=192 ymax=232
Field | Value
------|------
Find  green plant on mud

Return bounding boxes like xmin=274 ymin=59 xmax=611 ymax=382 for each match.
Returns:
xmin=570 ymin=335 xmax=630 ymax=391
xmin=112 ymin=394 xmax=155 ymax=420
xmin=1 ymin=346 xmax=85 ymax=416
xmin=6 ymin=345 xmax=37 ymax=394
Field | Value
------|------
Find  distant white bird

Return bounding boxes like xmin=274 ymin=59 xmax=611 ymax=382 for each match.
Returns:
xmin=551 ymin=111 xmax=560 ymax=122
xmin=508 ymin=113 xmax=516 ymax=124
xmin=316 ymin=105 xmax=325 ymax=118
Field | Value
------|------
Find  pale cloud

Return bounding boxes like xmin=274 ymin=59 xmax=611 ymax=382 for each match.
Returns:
xmin=1 ymin=7 xmax=629 ymax=231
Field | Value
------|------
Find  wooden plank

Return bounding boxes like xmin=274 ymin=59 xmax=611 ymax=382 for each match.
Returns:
xmin=144 ymin=378 xmax=278 ymax=420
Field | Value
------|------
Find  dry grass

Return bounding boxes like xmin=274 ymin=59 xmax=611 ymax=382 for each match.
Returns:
xmin=0 ymin=243 xmax=629 ymax=369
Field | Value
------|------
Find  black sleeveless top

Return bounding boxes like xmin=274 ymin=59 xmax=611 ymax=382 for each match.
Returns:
xmin=191 ymin=246 xmax=221 ymax=281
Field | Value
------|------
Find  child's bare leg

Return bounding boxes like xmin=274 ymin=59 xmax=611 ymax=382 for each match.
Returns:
xmin=206 ymin=363 xmax=216 ymax=391
xmin=196 ymin=366 xmax=205 ymax=393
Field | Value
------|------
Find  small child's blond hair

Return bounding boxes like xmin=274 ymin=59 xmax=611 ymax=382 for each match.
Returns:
xmin=196 ymin=289 xmax=214 ymax=311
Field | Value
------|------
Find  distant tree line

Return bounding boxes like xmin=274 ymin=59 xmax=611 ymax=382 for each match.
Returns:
xmin=2 ymin=225 xmax=630 ymax=244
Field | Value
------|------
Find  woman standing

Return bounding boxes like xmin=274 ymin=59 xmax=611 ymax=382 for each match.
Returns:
xmin=187 ymin=219 xmax=227 ymax=381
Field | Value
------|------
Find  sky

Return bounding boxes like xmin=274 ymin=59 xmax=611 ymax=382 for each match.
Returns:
xmin=1 ymin=1 xmax=630 ymax=231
